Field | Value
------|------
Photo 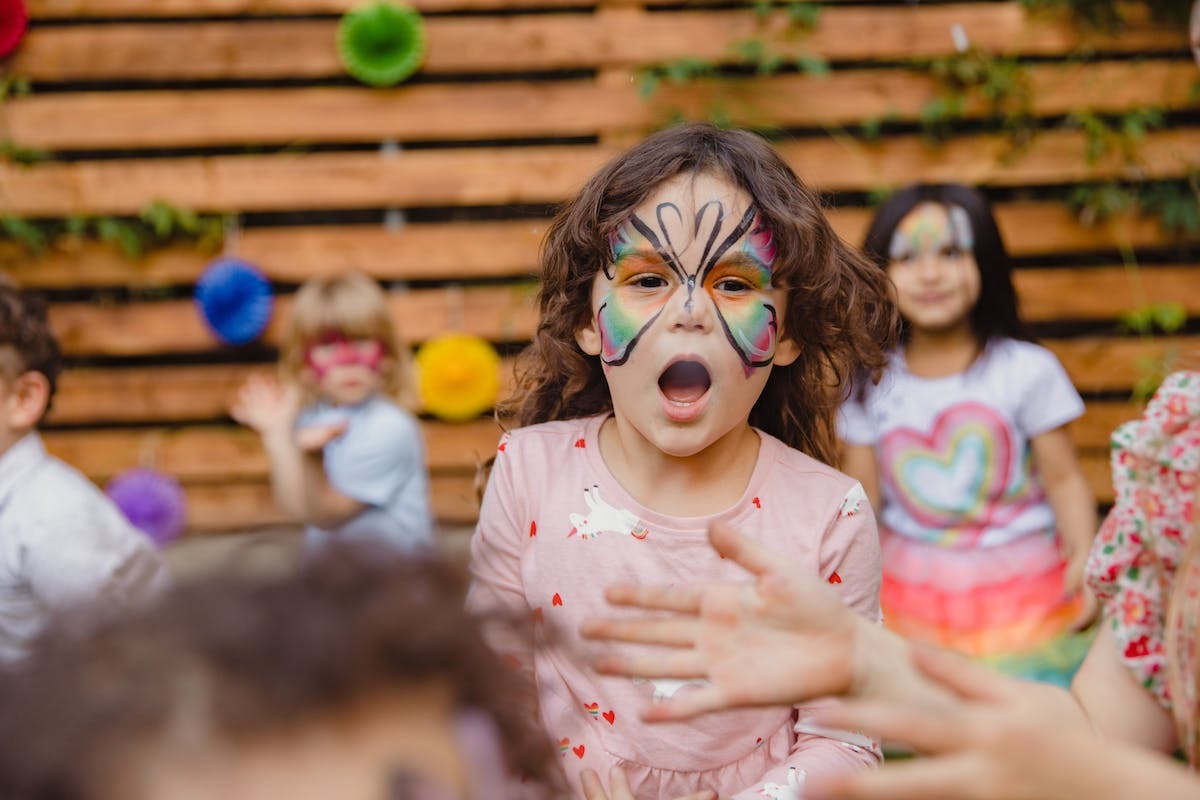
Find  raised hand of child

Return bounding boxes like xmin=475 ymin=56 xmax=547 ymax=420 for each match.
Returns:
xmin=805 ymin=646 xmax=1098 ymax=800
xmin=581 ymin=521 xmax=866 ymax=721
xmin=581 ymin=766 xmax=716 ymax=800
xmin=230 ymin=373 xmax=301 ymax=440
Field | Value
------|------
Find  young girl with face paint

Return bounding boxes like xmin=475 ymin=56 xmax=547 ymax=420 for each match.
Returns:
xmin=231 ymin=271 xmax=433 ymax=553
xmin=838 ymin=183 xmax=1098 ymax=687
xmin=466 ymin=123 xmax=899 ymax=799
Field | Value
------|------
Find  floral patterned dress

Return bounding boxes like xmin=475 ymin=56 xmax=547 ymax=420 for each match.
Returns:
xmin=1086 ymin=371 xmax=1200 ymax=715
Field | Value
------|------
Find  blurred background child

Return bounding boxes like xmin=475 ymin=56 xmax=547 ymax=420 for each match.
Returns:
xmin=0 ymin=279 xmax=169 ymax=664
xmin=838 ymin=183 xmax=1097 ymax=686
xmin=0 ymin=543 xmax=558 ymax=800
xmin=232 ymin=271 xmax=434 ymax=553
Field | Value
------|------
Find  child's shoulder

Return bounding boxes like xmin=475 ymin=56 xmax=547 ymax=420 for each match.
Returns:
xmin=500 ymin=417 xmax=594 ymax=451
xmin=983 ymin=337 xmax=1062 ymax=371
xmin=761 ymin=432 xmax=860 ymax=495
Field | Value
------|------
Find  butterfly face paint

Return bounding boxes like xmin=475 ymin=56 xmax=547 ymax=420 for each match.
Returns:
xmin=889 ymin=203 xmax=974 ymax=262
xmin=305 ymin=334 xmax=385 ymax=378
xmin=597 ymin=189 xmax=781 ymax=375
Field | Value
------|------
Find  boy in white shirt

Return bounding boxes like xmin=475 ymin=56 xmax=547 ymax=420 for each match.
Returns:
xmin=0 ymin=280 xmax=169 ymax=663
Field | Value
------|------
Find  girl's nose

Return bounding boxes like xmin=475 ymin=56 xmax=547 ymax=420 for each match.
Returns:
xmin=666 ymin=278 xmax=714 ymax=332
xmin=914 ymin=252 xmax=944 ymax=281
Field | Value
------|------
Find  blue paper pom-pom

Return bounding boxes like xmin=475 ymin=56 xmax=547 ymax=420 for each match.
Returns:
xmin=195 ymin=258 xmax=274 ymax=346
xmin=105 ymin=468 xmax=188 ymax=547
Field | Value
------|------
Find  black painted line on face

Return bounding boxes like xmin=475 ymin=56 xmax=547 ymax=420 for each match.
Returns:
xmin=717 ymin=301 xmax=778 ymax=369
xmin=597 ymin=300 xmax=665 ymax=367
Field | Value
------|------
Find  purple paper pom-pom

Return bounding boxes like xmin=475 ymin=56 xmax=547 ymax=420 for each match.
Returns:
xmin=105 ymin=468 xmax=187 ymax=547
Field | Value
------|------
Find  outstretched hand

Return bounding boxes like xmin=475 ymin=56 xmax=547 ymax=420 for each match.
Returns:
xmin=805 ymin=646 xmax=1097 ymax=800
xmin=580 ymin=522 xmax=865 ymax=722
xmin=230 ymin=373 xmax=301 ymax=438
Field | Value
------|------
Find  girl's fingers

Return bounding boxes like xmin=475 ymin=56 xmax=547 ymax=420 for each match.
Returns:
xmin=807 ymin=756 xmax=978 ymax=800
xmin=708 ymin=522 xmax=782 ymax=577
xmin=580 ymin=768 xmax=608 ymax=800
xmin=593 ymin=649 xmax=706 ymax=679
xmin=641 ymin=685 xmax=732 ymax=722
xmin=604 ymin=583 xmax=703 ymax=614
xmin=607 ymin=766 xmax=633 ymax=798
xmin=908 ymin=645 xmax=1014 ymax=704
xmin=811 ymin=701 xmax=958 ymax=754
xmin=581 ymin=617 xmax=698 ymax=648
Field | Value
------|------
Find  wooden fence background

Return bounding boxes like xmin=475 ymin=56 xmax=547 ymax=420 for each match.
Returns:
xmin=0 ymin=0 xmax=1196 ymax=536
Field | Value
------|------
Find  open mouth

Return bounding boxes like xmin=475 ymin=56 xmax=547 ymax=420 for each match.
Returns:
xmin=658 ymin=360 xmax=712 ymax=405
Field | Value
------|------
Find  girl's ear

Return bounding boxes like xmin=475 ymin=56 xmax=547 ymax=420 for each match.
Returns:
xmin=575 ymin=318 xmax=602 ymax=356
xmin=774 ymin=338 xmax=801 ymax=367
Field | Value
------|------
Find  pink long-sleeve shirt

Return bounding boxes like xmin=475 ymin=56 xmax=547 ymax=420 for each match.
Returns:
xmin=467 ymin=415 xmax=882 ymax=799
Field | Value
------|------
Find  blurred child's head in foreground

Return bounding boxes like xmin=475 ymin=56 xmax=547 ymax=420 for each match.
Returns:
xmin=0 ymin=545 xmax=556 ymax=800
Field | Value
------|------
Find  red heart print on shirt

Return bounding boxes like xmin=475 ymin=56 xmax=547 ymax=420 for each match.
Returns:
xmin=828 ymin=571 xmax=842 ymax=584
xmin=572 ymin=745 xmax=586 ymax=759
xmin=752 ymin=496 xmax=761 ymax=508
xmin=602 ymin=710 xmax=615 ymax=725
xmin=529 ymin=521 xmax=537 ymax=537
xmin=574 ymin=438 xmax=586 ymax=448
xmin=552 ymin=593 xmax=563 ymax=606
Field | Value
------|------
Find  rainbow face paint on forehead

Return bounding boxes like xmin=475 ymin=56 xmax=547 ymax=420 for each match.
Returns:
xmin=596 ymin=195 xmax=780 ymax=371
xmin=889 ymin=203 xmax=974 ymax=261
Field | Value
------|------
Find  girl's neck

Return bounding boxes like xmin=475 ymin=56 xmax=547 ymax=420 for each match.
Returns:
xmin=903 ymin=324 xmax=981 ymax=379
xmin=597 ymin=415 xmax=761 ymax=517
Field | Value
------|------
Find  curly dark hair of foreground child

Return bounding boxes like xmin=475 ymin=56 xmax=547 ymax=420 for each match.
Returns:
xmin=503 ymin=122 xmax=899 ymax=465
xmin=0 ymin=545 xmax=558 ymax=799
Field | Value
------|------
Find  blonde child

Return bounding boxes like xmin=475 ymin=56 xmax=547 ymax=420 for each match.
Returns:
xmin=582 ymin=368 xmax=1200 ymax=798
xmin=838 ymin=183 xmax=1097 ymax=685
xmin=232 ymin=271 xmax=433 ymax=552
xmin=0 ymin=279 xmax=168 ymax=664
xmin=466 ymin=122 xmax=899 ymax=798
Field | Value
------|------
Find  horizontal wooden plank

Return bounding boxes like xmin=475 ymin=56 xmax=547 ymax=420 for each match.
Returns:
xmin=54 ymin=440 xmax=1118 ymax=535
xmin=41 ymin=419 xmax=504 ymax=481
xmin=1073 ymin=399 xmax=1143 ymax=451
xmin=1015 ymin=265 xmax=1200 ymax=322
xmin=47 ymin=284 xmax=538 ymax=356
xmin=1048 ymin=335 xmax=1198 ymax=394
xmin=180 ymin=471 xmax=482 ymax=533
xmin=6 ymin=200 xmax=1197 ymax=291
xmin=44 ymin=360 xmax=520 ymax=425
xmin=11 ymin=5 xmax=1184 ymax=82
xmin=4 ymin=128 xmax=1197 ymax=217
xmin=9 ymin=60 xmax=1195 ymax=151
xmin=28 ymin=0 xmax=605 ymax=14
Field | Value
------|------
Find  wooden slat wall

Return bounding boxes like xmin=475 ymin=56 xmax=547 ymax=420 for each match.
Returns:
xmin=1 ymin=0 xmax=1195 ymax=535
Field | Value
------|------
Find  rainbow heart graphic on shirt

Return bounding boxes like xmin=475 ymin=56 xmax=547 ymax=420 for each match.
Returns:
xmin=879 ymin=401 xmax=1035 ymax=537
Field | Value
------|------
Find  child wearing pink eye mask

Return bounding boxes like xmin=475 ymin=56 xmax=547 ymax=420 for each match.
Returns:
xmin=231 ymin=271 xmax=433 ymax=553
xmin=467 ymin=123 xmax=900 ymax=799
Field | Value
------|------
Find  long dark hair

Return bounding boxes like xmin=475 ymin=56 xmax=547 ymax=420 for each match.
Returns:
xmin=862 ymin=183 xmax=1031 ymax=348
xmin=503 ymin=122 xmax=899 ymax=464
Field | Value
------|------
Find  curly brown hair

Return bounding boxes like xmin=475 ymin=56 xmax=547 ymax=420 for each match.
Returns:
xmin=0 ymin=545 xmax=558 ymax=799
xmin=0 ymin=277 xmax=63 ymax=410
xmin=502 ymin=123 xmax=898 ymax=464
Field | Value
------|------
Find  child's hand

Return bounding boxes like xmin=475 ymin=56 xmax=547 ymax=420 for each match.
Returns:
xmin=294 ymin=421 xmax=348 ymax=452
xmin=581 ymin=521 xmax=864 ymax=721
xmin=805 ymin=646 xmax=1099 ymax=800
xmin=230 ymin=374 xmax=300 ymax=439
xmin=581 ymin=767 xmax=716 ymax=800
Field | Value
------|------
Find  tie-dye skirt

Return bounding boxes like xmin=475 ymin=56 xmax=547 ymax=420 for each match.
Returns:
xmin=880 ymin=527 xmax=1094 ymax=686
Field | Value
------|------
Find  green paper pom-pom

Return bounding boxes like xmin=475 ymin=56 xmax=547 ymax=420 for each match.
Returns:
xmin=337 ymin=1 xmax=426 ymax=88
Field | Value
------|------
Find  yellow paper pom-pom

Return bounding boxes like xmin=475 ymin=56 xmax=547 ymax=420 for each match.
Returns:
xmin=416 ymin=333 xmax=501 ymax=422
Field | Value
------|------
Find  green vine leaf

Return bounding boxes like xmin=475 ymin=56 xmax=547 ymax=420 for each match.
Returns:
xmin=0 ymin=216 xmax=48 ymax=254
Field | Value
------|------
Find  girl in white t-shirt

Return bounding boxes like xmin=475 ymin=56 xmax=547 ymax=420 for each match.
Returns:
xmin=839 ymin=183 xmax=1097 ymax=686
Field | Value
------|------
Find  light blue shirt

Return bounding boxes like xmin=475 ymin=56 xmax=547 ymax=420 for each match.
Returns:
xmin=298 ymin=396 xmax=434 ymax=553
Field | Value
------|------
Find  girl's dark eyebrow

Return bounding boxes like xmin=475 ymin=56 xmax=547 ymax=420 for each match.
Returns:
xmin=716 ymin=252 xmax=771 ymax=271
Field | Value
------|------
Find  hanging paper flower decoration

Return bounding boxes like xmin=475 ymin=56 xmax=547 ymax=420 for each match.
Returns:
xmin=0 ymin=0 xmax=28 ymax=59
xmin=416 ymin=333 xmax=501 ymax=423
xmin=106 ymin=468 xmax=188 ymax=547
xmin=337 ymin=0 xmax=426 ymax=87
xmin=194 ymin=257 xmax=274 ymax=346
